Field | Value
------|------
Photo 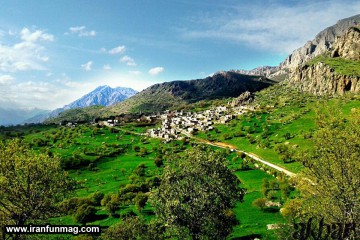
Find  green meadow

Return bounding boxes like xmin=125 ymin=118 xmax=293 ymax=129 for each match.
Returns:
xmin=1 ymin=85 xmax=358 ymax=239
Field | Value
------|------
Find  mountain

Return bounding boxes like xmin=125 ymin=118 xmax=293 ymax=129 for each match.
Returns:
xmin=281 ymin=14 xmax=360 ymax=69
xmin=235 ymin=66 xmax=280 ymax=78
xmin=49 ymin=86 xmax=137 ymax=118
xmin=286 ymin=25 xmax=360 ymax=95
xmin=0 ymin=108 xmax=50 ymax=126
xmin=107 ymin=71 xmax=276 ymax=115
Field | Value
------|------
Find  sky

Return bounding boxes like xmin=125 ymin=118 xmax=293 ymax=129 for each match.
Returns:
xmin=0 ymin=0 xmax=359 ymax=110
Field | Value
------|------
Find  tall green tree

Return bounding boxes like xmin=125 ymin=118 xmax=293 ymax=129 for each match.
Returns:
xmin=299 ymin=107 xmax=359 ymax=224
xmin=280 ymin=106 xmax=359 ymax=239
xmin=151 ymin=146 xmax=244 ymax=240
xmin=0 ymin=139 xmax=74 ymax=226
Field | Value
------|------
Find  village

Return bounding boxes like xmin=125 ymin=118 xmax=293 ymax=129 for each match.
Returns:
xmin=144 ymin=91 xmax=255 ymax=141
xmin=62 ymin=91 xmax=256 ymax=142
xmin=146 ymin=105 xmax=251 ymax=141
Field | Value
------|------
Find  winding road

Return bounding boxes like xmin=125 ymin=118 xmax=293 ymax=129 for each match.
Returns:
xmin=178 ymin=129 xmax=297 ymax=177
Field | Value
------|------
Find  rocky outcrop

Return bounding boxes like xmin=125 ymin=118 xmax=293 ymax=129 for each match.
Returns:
xmin=286 ymin=23 xmax=360 ymax=96
xmin=230 ymin=91 xmax=253 ymax=107
xmin=287 ymin=62 xmax=360 ymax=95
xmin=332 ymin=26 xmax=360 ymax=60
xmin=235 ymin=66 xmax=280 ymax=78
xmin=281 ymin=14 xmax=360 ymax=69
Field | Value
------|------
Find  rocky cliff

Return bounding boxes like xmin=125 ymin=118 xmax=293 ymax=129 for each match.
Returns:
xmin=287 ymin=62 xmax=359 ymax=95
xmin=281 ymin=14 xmax=360 ymax=69
xmin=286 ymin=26 xmax=360 ymax=95
xmin=331 ymin=26 xmax=360 ymax=60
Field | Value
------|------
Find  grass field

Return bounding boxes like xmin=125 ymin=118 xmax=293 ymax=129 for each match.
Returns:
xmin=1 ymin=123 xmax=288 ymax=239
xmin=307 ymin=55 xmax=360 ymax=76
xmin=1 ymin=85 xmax=358 ymax=239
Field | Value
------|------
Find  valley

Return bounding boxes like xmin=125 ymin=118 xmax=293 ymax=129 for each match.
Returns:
xmin=0 ymin=13 xmax=359 ymax=240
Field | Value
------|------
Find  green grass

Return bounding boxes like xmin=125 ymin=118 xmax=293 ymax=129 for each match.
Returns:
xmin=2 ymin=84 xmax=358 ymax=239
xmin=230 ymin=169 xmax=285 ymax=239
xmin=11 ymin=124 xmax=288 ymax=239
xmin=307 ymin=55 xmax=360 ymax=76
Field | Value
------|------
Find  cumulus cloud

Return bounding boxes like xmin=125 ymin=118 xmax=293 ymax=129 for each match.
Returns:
xmin=148 ymin=67 xmax=164 ymax=75
xmin=81 ymin=61 xmax=93 ymax=71
xmin=20 ymin=28 xmax=54 ymax=42
xmin=181 ymin=0 xmax=360 ymax=53
xmin=109 ymin=45 xmax=126 ymax=55
xmin=0 ymin=28 xmax=52 ymax=72
xmin=120 ymin=56 xmax=137 ymax=66
xmin=67 ymin=26 xmax=96 ymax=37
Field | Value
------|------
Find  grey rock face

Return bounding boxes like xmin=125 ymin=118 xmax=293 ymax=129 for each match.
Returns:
xmin=281 ymin=14 xmax=360 ymax=69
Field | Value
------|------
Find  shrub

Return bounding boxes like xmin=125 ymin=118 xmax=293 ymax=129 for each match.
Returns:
xmin=154 ymin=158 xmax=164 ymax=167
xmin=120 ymin=208 xmax=137 ymax=219
xmin=89 ymin=191 xmax=105 ymax=206
xmin=266 ymin=190 xmax=278 ymax=200
xmin=134 ymin=193 xmax=148 ymax=212
xmin=253 ymin=198 xmax=267 ymax=211
xmin=74 ymin=204 xmax=97 ymax=224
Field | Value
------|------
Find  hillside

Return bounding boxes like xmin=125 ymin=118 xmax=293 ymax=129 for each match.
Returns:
xmin=44 ymin=106 xmax=106 ymax=124
xmin=106 ymin=71 xmax=276 ymax=115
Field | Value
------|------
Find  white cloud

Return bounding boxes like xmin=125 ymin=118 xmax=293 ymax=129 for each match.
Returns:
xmin=103 ymin=64 xmax=111 ymax=70
xmin=148 ymin=67 xmax=164 ymax=75
xmin=0 ymin=75 xmax=14 ymax=84
xmin=81 ymin=61 xmax=93 ymax=71
xmin=68 ymin=26 xmax=96 ymax=37
xmin=181 ymin=1 xmax=360 ymax=53
xmin=0 ymin=78 xmax=91 ymax=109
xmin=20 ymin=28 xmax=54 ymax=42
xmin=0 ymin=28 xmax=52 ymax=72
xmin=120 ymin=55 xmax=137 ymax=66
xmin=109 ymin=45 xmax=126 ymax=55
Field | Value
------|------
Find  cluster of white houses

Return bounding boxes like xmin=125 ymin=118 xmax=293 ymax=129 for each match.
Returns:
xmin=147 ymin=105 xmax=250 ymax=141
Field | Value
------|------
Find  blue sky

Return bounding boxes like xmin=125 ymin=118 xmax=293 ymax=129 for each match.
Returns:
xmin=0 ymin=0 xmax=359 ymax=109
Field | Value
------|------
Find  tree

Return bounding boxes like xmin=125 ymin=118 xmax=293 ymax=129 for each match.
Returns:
xmin=134 ymin=192 xmax=148 ymax=213
xmin=281 ymin=106 xmax=360 ymax=238
xmin=100 ymin=217 xmax=162 ymax=240
xmin=151 ymin=146 xmax=244 ymax=240
xmin=74 ymin=204 xmax=97 ymax=224
xmin=253 ymin=198 xmax=267 ymax=211
xmin=0 ymin=139 xmax=74 ymax=226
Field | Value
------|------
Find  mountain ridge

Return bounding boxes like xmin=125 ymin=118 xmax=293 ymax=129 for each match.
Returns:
xmin=285 ymin=25 xmax=360 ymax=95
xmin=48 ymin=85 xmax=137 ymax=118
xmin=106 ymin=71 xmax=276 ymax=115
xmin=280 ymin=14 xmax=360 ymax=69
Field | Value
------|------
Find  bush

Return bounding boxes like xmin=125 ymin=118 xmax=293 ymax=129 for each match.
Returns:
xmin=134 ymin=193 xmax=148 ymax=212
xmin=59 ymin=197 xmax=93 ymax=215
xmin=74 ymin=204 xmax=97 ymax=223
xmin=233 ymin=131 xmax=246 ymax=137
xmin=120 ymin=208 xmax=137 ymax=219
xmin=133 ymin=163 xmax=146 ymax=177
xmin=253 ymin=198 xmax=267 ymax=211
xmin=100 ymin=217 xmax=147 ymax=240
xmin=89 ymin=191 xmax=104 ymax=206
xmin=154 ymin=158 xmax=164 ymax=167
xmin=266 ymin=190 xmax=278 ymax=200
